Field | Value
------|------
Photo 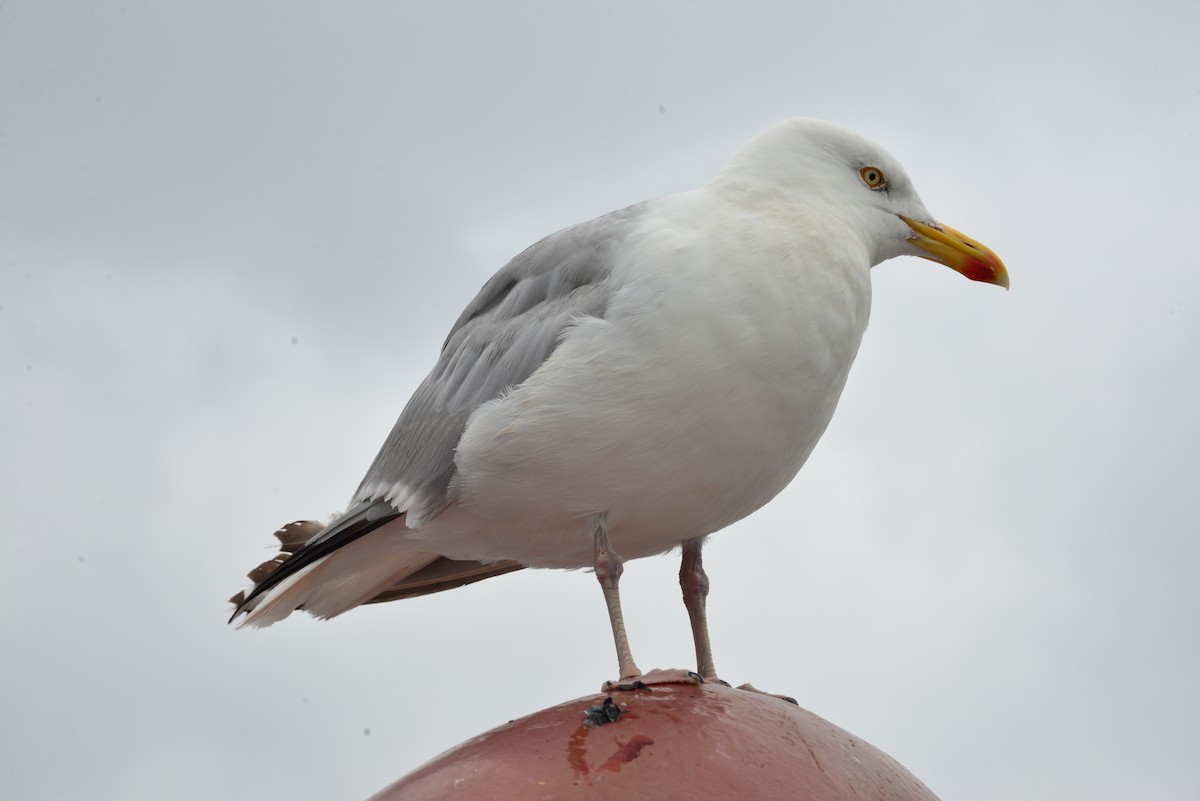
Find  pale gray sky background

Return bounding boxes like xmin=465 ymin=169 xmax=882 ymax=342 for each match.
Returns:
xmin=2 ymin=2 xmax=1198 ymax=799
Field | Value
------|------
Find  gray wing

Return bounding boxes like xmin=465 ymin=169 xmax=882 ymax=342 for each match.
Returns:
xmin=228 ymin=202 xmax=647 ymax=620
xmin=352 ymin=201 xmax=647 ymax=523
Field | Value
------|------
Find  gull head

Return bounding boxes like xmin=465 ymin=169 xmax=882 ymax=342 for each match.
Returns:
xmin=711 ymin=118 xmax=1008 ymax=289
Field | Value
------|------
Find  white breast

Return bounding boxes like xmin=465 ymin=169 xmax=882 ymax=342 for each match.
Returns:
xmin=412 ymin=192 xmax=873 ymax=568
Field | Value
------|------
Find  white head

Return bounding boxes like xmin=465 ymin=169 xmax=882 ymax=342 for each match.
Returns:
xmin=711 ymin=118 xmax=1008 ymax=287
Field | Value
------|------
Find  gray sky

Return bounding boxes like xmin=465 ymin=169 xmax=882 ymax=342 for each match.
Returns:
xmin=2 ymin=1 xmax=1198 ymax=799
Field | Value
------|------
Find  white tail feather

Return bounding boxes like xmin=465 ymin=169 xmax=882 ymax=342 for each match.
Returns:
xmin=237 ymin=532 xmax=441 ymax=628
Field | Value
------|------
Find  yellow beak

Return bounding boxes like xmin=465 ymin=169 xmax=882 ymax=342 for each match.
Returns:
xmin=899 ymin=215 xmax=1009 ymax=289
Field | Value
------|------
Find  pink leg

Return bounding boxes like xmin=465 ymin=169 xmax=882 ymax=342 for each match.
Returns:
xmin=681 ymin=537 xmax=796 ymax=703
xmin=592 ymin=514 xmax=642 ymax=683
xmin=593 ymin=516 xmax=703 ymax=692
xmin=680 ymin=537 xmax=719 ymax=680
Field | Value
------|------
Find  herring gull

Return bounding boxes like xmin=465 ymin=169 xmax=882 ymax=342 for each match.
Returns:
xmin=230 ymin=118 xmax=1008 ymax=691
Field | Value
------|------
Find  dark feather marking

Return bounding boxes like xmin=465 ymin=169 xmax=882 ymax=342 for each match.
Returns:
xmin=230 ymin=499 xmax=401 ymax=620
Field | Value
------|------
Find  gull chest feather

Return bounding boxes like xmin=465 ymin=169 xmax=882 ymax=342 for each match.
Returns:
xmin=627 ymin=225 xmax=872 ymax=519
xmin=448 ymin=215 xmax=872 ymax=566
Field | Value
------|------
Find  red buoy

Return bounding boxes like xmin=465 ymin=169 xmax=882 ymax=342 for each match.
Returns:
xmin=371 ymin=680 xmax=939 ymax=800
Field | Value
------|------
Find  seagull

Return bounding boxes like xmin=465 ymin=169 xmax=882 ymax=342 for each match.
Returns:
xmin=230 ymin=118 xmax=1007 ymax=692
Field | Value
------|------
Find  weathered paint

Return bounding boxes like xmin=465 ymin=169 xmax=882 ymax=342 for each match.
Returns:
xmin=369 ymin=679 xmax=941 ymax=800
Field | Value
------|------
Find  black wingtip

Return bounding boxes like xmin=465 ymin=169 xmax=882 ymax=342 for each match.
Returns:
xmin=231 ymin=500 xmax=403 ymax=618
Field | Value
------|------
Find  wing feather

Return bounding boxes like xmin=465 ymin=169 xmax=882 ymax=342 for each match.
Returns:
xmin=352 ymin=202 xmax=644 ymax=525
xmin=230 ymin=202 xmax=645 ymax=622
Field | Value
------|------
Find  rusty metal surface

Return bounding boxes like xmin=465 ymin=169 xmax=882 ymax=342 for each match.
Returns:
xmin=369 ymin=680 xmax=941 ymax=801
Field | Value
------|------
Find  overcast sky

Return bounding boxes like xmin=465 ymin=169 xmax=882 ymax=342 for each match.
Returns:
xmin=2 ymin=2 xmax=1198 ymax=799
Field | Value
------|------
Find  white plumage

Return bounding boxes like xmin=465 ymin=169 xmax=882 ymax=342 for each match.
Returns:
xmin=231 ymin=118 xmax=1006 ymax=686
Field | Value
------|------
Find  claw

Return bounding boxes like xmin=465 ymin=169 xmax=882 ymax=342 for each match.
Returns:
xmin=602 ymin=667 xmax=704 ymax=693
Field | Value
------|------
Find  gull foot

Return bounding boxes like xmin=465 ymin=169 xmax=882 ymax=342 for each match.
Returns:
xmin=602 ymin=668 xmax=704 ymax=692
xmin=736 ymin=682 xmax=799 ymax=705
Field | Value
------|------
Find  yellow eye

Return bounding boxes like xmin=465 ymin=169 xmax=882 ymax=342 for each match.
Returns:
xmin=859 ymin=165 xmax=887 ymax=190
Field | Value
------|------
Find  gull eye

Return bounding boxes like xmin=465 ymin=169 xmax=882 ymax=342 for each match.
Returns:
xmin=859 ymin=165 xmax=887 ymax=190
